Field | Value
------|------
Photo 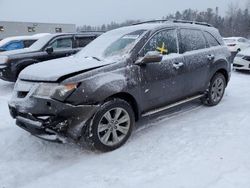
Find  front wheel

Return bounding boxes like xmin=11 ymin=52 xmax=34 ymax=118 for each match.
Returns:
xmin=202 ymin=73 xmax=226 ymax=106
xmin=81 ymin=99 xmax=135 ymax=152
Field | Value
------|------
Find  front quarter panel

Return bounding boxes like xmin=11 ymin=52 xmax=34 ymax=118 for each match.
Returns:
xmin=64 ymin=62 xmax=141 ymax=106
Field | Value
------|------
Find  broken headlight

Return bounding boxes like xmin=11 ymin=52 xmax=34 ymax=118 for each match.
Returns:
xmin=33 ymin=83 xmax=78 ymax=101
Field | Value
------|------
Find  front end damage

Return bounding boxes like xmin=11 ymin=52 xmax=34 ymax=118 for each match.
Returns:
xmin=9 ymin=80 xmax=99 ymax=143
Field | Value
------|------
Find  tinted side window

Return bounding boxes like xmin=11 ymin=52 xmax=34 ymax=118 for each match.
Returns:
xmin=51 ymin=38 xmax=73 ymax=50
xmin=179 ymin=29 xmax=206 ymax=53
xmin=23 ymin=40 xmax=37 ymax=48
xmin=204 ymin=32 xmax=220 ymax=47
xmin=76 ymin=36 xmax=95 ymax=48
xmin=142 ymin=29 xmax=178 ymax=56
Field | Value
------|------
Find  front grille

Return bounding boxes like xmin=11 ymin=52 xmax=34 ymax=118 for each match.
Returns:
xmin=17 ymin=91 xmax=29 ymax=98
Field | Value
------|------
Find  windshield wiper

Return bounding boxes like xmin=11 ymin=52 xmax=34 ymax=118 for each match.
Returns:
xmin=85 ymin=56 xmax=101 ymax=61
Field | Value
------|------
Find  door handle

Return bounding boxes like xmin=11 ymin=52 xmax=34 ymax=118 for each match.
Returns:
xmin=173 ymin=62 xmax=184 ymax=69
xmin=207 ymin=54 xmax=215 ymax=61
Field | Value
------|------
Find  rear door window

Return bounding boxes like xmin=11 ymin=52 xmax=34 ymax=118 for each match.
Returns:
xmin=179 ymin=29 xmax=206 ymax=53
xmin=204 ymin=32 xmax=220 ymax=47
xmin=75 ymin=36 xmax=96 ymax=48
xmin=142 ymin=29 xmax=178 ymax=56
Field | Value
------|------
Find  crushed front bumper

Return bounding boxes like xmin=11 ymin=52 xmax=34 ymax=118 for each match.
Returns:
xmin=15 ymin=115 xmax=67 ymax=143
xmin=9 ymin=95 xmax=99 ymax=142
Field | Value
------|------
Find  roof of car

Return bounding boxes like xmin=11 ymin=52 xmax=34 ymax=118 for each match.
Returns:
xmin=48 ymin=32 xmax=103 ymax=38
xmin=0 ymin=34 xmax=48 ymax=47
xmin=108 ymin=21 xmax=218 ymax=37
xmin=131 ymin=20 xmax=215 ymax=30
xmin=106 ymin=20 xmax=223 ymax=44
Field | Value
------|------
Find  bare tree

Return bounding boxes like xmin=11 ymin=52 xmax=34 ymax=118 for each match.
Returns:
xmin=247 ymin=0 xmax=250 ymax=9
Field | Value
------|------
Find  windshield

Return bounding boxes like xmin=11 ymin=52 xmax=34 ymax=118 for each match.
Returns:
xmin=28 ymin=35 xmax=54 ymax=50
xmin=76 ymin=28 xmax=147 ymax=61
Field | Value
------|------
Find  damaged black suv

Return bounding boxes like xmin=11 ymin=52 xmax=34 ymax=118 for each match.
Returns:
xmin=9 ymin=20 xmax=231 ymax=152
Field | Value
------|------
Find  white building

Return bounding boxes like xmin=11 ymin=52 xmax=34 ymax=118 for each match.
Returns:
xmin=0 ymin=21 xmax=76 ymax=40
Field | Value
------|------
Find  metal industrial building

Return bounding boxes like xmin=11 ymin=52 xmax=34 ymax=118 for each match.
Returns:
xmin=0 ymin=21 xmax=76 ymax=40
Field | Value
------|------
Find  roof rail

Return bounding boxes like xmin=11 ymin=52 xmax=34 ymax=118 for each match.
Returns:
xmin=132 ymin=19 xmax=171 ymax=25
xmin=79 ymin=30 xmax=106 ymax=33
xmin=133 ymin=19 xmax=212 ymax=27
xmin=173 ymin=20 xmax=212 ymax=27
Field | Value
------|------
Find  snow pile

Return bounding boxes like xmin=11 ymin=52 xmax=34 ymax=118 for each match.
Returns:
xmin=1 ymin=72 xmax=250 ymax=188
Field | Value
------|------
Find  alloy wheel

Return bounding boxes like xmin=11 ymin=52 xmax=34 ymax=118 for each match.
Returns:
xmin=97 ymin=107 xmax=131 ymax=146
xmin=211 ymin=77 xmax=225 ymax=103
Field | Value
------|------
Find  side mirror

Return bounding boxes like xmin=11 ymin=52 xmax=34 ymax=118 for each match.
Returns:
xmin=136 ymin=51 xmax=163 ymax=65
xmin=45 ymin=47 xmax=54 ymax=54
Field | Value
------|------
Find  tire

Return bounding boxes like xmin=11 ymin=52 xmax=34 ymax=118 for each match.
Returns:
xmin=202 ymin=73 xmax=226 ymax=106
xmin=81 ymin=98 xmax=135 ymax=152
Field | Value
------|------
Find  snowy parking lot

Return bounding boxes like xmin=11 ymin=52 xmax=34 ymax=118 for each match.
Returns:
xmin=0 ymin=71 xmax=250 ymax=188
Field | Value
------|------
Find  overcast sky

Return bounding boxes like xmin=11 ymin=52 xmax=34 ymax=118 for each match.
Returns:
xmin=0 ymin=0 xmax=247 ymax=26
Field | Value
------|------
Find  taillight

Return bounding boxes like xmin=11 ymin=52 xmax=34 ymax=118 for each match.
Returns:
xmin=228 ymin=44 xmax=236 ymax=47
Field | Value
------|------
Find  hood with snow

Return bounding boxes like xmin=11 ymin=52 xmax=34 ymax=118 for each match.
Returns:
xmin=19 ymin=56 xmax=116 ymax=82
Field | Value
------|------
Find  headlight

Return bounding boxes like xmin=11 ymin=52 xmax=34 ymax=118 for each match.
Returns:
xmin=0 ymin=56 xmax=8 ymax=64
xmin=33 ymin=83 xmax=78 ymax=100
xmin=33 ymin=83 xmax=58 ymax=97
xmin=54 ymin=83 xmax=78 ymax=98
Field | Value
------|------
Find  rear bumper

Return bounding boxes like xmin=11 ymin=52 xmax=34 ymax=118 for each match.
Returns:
xmin=9 ymin=96 xmax=99 ymax=142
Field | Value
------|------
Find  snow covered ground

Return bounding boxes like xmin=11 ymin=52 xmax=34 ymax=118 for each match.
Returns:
xmin=0 ymin=71 xmax=250 ymax=188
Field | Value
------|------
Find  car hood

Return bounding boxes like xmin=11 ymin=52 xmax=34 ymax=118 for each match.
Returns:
xmin=19 ymin=56 xmax=115 ymax=82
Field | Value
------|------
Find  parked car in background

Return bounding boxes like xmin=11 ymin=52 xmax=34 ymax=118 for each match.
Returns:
xmin=8 ymin=20 xmax=231 ymax=152
xmin=0 ymin=32 xmax=102 ymax=81
xmin=0 ymin=34 xmax=49 ymax=52
xmin=223 ymin=37 xmax=250 ymax=53
xmin=233 ymin=48 xmax=250 ymax=71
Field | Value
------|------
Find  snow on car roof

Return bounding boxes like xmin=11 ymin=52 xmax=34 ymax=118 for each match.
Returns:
xmin=117 ymin=22 xmax=216 ymax=32
xmin=0 ymin=34 xmax=49 ymax=47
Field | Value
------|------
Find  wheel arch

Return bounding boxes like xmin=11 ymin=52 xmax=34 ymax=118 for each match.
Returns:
xmin=14 ymin=58 xmax=39 ymax=78
xmin=215 ymin=68 xmax=229 ymax=85
xmin=210 ymin=58 xmax=230 ymax=86
xmin=105 ymin=92 xmax=140 ymax=121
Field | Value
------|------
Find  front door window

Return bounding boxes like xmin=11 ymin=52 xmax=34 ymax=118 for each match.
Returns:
xmin=141 ymin=29 xmax=178 ymax=57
